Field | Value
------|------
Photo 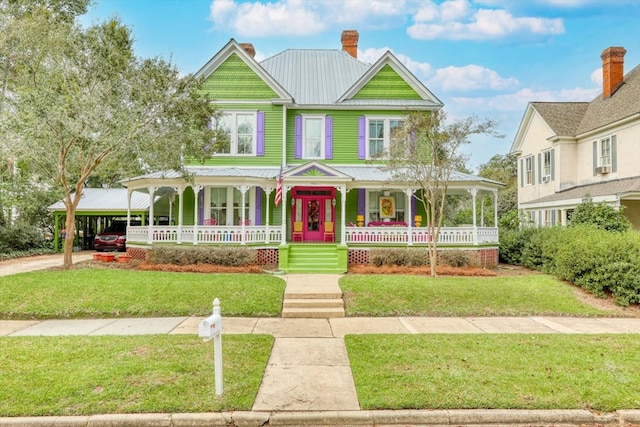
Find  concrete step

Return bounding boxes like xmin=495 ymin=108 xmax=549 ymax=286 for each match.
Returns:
xmin=284 ymin=291 xmax=342 ymax=300
xmin=282 ymin=307 xmax=345 ymax=318
xmin=284 ymin=298 xmax=345 ymax=308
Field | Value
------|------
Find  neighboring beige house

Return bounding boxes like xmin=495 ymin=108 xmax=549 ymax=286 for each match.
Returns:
xmin=511 ymin=47 xmax=640 ymax=229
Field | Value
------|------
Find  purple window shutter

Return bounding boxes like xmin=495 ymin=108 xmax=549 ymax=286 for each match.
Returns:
xmin=325 ymin=116 xmax=333 ymax=159
xmin=358 ymin=189 xmax=365 ymax=217
xmin=256 ymin=111 xmax=265 ymax=156
xmin=199 ymin=188 xmax=204 ymax=225
xmin=358 ymin=116 xmax=366 ymax=159
xmin=255 ymin=187 xmax=263 ymax=225
xmin=295 ymin=115 xmax=302 ymax=159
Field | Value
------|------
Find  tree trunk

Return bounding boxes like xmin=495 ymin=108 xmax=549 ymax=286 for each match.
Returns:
xmin=62 ymin=207 xmax=76 ymax=269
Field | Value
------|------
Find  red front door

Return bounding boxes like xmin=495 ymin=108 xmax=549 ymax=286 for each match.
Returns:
xmin=292 ymin=187 xmax=335 ymax=242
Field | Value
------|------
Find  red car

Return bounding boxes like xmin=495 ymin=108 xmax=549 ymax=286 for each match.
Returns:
xmin=94 ymin=221 xmax=128 ymax=252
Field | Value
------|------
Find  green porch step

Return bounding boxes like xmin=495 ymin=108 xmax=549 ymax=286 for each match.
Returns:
xmin=284 ymin=244 xmax=346 ymax=274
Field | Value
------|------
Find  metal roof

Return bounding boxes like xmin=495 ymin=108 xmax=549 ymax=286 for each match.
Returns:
xmin=49 ymin=188 xmax=153 ymax=212
xmin=260 ymin=49 xmax=371 ymax=105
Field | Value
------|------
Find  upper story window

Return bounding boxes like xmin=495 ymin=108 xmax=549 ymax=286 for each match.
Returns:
xmin=524 ymin=156 xmax=533 ymax=185
xmin=542 ymin=150 xmax=552 ymax=178
xmin=212 ymin=112 xmax=256 ymax=155
xmin=598 ymin=137 xmax=611 ymax=167
xmin=366 ymin=117 xmax=405 ymax=159
xmin=303 ymin=116 xmax=324 ymax=159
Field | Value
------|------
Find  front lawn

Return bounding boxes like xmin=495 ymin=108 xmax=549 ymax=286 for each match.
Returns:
xmin=0 ymin=334 xmax=273 ymax=416
xmin=340 ymin=274 xmax=609 ymax=316
xmin=0 ymin=270 xmax=285 ymax=319
xmin=347 ymin=334 xmax=640 ymax=411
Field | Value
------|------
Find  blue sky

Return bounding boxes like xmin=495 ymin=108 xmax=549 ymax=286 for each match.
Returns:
xmin=82 ymin=0 xmax=640 ymax=171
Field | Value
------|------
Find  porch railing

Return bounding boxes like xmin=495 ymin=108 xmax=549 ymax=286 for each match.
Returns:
xmin=127 ymin=225 xmax=498 ymax=246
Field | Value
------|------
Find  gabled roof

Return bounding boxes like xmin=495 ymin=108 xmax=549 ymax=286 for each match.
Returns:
xmin=576 ymin=64 xmax=640 ymax=135
xmin=531 ymin=102 xmax=589 ymax=136
xmin=337 ymin=51 xmax=443 ymax=108
xmin=195 ymin=38 xmax=293 ymax=102
xmin=260 ymin=49 xmax=369 ymax=105
xmin=48 ymin=188 xmax=153 ymax=213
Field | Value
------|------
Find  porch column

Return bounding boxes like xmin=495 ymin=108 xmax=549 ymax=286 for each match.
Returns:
xmin=193 ymin=185 xmax=202 ymax=245
xmin=280 ymin=185 xmax=290 ymax=245
xmin=493 ymin=190 xmax=498 ymax=227
xmin=404 ymin=188 xmax=415 ymax=246
xmin=168 ymin=193 xmax=175 ymax=225
xmin=338 ymin=185 xmax=347 ymax=246
xmin=480 ymin=194 xmax=485 ymax=227
xmin=263 ymin=187 xmax=274 ymax=244
xmin=237 ymin=185 xmax=249 ymax=245
xmin=173 ymin=186 xmax=185 ymax=244
xmin=467 ymin=187 xmax=478 ymax=244
xmin=561 ymin=208 xmax=567 ymax=226
xmin=147 ymin=186 xmax=156 ymax=245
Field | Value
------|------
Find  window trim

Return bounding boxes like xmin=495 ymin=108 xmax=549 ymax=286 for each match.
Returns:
xmin=301 ymin=114 xmax=326 ymax=160
xmin=211 ymin=111 xmax=258 ymax=156
xmin=542 ymin=150 xmax=551 ymax=180
xmin=365 ymin=190 xmax=406 ymax=223
xmin=205 ymin=186 xmax=255 ymax=226
xmin=365 ymin=116 xmax=405 ymax=159
xmin=524 ymin=156 xmax=534 ymax=185
xmin=597 ymin=136 xmax=611 ymax=167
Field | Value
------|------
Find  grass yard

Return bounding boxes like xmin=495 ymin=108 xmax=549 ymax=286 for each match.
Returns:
xmin=0 ymin=270 xmax=285 ymax=319
xmin=340 ymin=274 xmax=609 ymax=317
xmin=346 ymin=334 xmax=640 ymax=411
xmin=0 ymin=334 xmax=273 ymax=416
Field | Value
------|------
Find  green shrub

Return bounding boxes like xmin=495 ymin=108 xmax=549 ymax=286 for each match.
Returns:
xmin=0 ymin=223 xmax=47 ymax=254
xmin=148 ymin=246 xmax=256 ymax=266
xmin=437 ymin=250 xmax=472 ymax=267
xmin=369 ymin=248 xmax=428 ymax=267
xmin=568 ymin=196 xmax=631 ymax=232
xmin=498 ymin=227 xmax=538 ymax=265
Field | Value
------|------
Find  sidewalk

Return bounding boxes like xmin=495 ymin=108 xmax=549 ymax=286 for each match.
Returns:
xmin=1 ymin=258 xmax=639 ymax=426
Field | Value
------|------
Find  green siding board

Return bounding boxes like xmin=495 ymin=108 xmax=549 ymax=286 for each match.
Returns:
xmin=201 ymin=54 xmax=277 ymax=100
xmin=353 ymin=65 xmax=421 ymax=100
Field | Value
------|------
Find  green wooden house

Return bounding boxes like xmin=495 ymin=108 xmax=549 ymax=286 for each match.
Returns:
xmin=121 ymin=31 xmax=502 ymax=272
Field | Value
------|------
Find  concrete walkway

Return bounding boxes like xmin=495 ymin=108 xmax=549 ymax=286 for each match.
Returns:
xmin=1 ymin=255 xmax=640 ymax=426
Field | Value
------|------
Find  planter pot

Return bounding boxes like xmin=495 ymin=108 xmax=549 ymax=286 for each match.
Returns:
xmin=102 ymin=253 xmax=115 ymax=262
xmin=92 ymin=253 xmax=102 ymax=261
xmin=117 ymin=254 xmax=132 ymax=263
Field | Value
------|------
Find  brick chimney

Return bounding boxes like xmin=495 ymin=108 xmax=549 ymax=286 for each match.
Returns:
xmin=240 ymin=43 xmax=255 ymax=58
xmin=601 ymin=46 xmax=626 ymax=98
xmin=341 ymin=30 xmax=359 ymax=59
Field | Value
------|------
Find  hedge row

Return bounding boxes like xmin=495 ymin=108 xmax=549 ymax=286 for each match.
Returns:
xmin=369 ymin=248 xmax=474 ymax=268
xmin=500 ymin=225 xmax=640 ymax=306
xmin=148 ymin=246 xmax=257 ymax=267
xmin=0 ymin=224 xmax=49 ymax=255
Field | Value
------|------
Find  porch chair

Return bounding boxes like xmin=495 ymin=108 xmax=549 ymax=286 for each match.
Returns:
xmin=323 ymin=221 xmax=335 ymax=242
xmin=292 ymin=221 xmax=303 ymax=242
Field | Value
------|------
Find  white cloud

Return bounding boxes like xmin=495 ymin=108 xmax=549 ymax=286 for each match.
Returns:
xmin=407 ymin=0 xmax=564 ymax=40
xmin=358 ymin=47 xmax=434 ymax=80
xmin=590 ymin=67 xmax=602 ymax=86
xmin=429 ymin=64 xmax=519 ymax=92
xmin=209 ymin=0 xmax=326 ymax=36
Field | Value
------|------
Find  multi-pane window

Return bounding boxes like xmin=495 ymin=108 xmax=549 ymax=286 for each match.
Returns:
xmin=212 ymin=112 xmax=256 ymax=155
xmin=209 ymin=187 xmax=252 ymax=225
xmin=599 ymin=137 xmax=611 ymax=167
xmin=367 ymin=117 xmax=404 ymax=158
xmin=543 ymin=150 xmax=551 ymax=178
xmin=303 ymin=117 xmax=323 ymax=159
xmin=524 ymin=156 xmax=533 ymax=185
xmin=367 ymin=191 xmax=405 ymax=223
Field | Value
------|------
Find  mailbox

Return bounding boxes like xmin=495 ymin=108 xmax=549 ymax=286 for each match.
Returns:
xmin=198 ymin=313 xmax=222 ymax=341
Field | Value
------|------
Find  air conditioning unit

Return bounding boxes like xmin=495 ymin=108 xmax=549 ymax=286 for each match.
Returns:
xmin=600 ymin=165 xmax=611 ymax=174
xmin=542 ymin=175 xmax=550 ymax=183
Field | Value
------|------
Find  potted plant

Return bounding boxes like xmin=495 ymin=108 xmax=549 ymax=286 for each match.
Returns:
xmin=117 ymin=252 xmax=132 ymax=263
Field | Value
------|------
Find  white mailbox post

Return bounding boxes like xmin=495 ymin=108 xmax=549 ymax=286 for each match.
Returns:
xmin=198 ymin=298 xmax=223 ymax=395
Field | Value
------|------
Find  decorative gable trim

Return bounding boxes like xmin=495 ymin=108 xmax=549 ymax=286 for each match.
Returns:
xmin=285 ymin=161 xmax=353 ymax=180
xmin=337 ymin=51 xmax=442 ymax=107
xmin=195 ymin=39 xmax=292 ymax=102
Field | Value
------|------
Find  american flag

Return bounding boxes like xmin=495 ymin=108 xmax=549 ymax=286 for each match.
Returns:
xmin=274 ymin=165 xmax=284 ymax=206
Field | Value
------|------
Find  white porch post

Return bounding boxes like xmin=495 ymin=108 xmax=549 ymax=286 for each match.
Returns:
xmin=174 ymin=186 xmax=184 ymax=244
xmin=493 ymin=190 xmax=499 ymax=227
xmin=147 ymin=186 xmax=156 ymax=245
xmin=468 ymin=187 xmax=478 ymax=244
xmin=126 ymin=190 xmax=132 ymax=228
xmin=263 ymin=187 xmax=274 ymax=244
xmin=480 ymin=194 xmax=485 ymax=227
xmin=193 ymin=185 xmax=202 ymax=245
xmin=561 ymin=208 xmax=567 ymax=226
xmin=280 ymin=185 xmax=290 ymax=245
xmin=237 ymin=185 xmax=249 ymax=245
xmin=168 ymin=193 xmax=174 ymax=225
xmin=338 ymin=185 xmax=347 ymax=246
xmin=404 ymin=188 xmax=415 ymax=246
